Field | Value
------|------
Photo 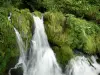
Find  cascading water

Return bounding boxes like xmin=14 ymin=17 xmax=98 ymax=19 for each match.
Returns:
xmin=65 ymin=56 xmax=100 ymax=75
xmin=10 ymin=16 xmax=62 ymax=75
xmin=9 ymin=15 xmax=100 ymax=75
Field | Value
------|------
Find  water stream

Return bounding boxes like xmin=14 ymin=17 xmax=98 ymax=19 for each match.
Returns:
xmin=9 ymin=16 xmax=100 ymax=75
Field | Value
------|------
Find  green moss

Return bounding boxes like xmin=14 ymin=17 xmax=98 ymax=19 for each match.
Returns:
xmin=44 ymin=12 xmax=75 ymax=66
xmin=11 ymin=8 xmax=33 ymax=48
xmin=1 ymin=6 xmax=100 ymax=74
xmin=44 ymin=12 xmax=100 ymax=56
xmin=60 ymin=45 xmax=73 ymax=65
xmin=0 ymin=7 xmax=33 ymax=75
xmin=53 ymin=45 xmax=73 ymax=67
xmin=44 ymin=12 xmax=66 ymax=46
xmin=83 ymin=36 xmax=96 ymax=54
xmin=0 ymin=8 xmax=16 ymax=74
xmin=65 ymin=14 xmax=100 ymax=54
xmin=33 ymin=11 xmax=42 ymax=18
xmin=23 ymin=0 xmax=100 ymax=24
xmin=52 ymin=46 xmax=61 ymax=63
xmin=95 ymin=29 xmax=100 ymax=53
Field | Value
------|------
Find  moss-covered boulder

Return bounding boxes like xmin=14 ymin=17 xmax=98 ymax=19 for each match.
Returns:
xmin=44 ymin=12 xmax=74 ymax=66
xmin=44 ymin=11 xmax=100 ymax=66
xmin=0 ymin=7 xmax=33 ymax=75
xmin=53 ymin=45 xmax=73 ymax=67
xmin=44 ymin=12 xmax=66 ymax=46
xmin=66 ymin=14 xmax=100 ymax=54
xmin=11 ymin=7 xmax=33 ymax=47
xmin=33 ymin=11 xmax=42 ymax=18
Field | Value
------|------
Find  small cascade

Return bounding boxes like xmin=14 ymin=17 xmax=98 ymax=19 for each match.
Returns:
xmin=10 ymin=16 xmax=62 ymax=75
xmin=65 ymin=56 xmax=100 ymax=75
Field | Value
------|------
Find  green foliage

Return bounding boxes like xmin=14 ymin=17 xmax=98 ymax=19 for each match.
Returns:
xmin=0 ymin=0 xmax=100 ymax=73
xmin=44 ymin=12 xmax=100 ymax=56
xmin=1 ymin=0 xmax=99 ymax=23
xmin=23 ymin=0 xmax=55 ymax=11
xmin=65 ymin=14 xmax=100 ymax=54
xmin=0 ymin=0 xmax=23 ymax=7
xmin=44 ymin=12 xmax=74 ymax=66
xmin=33 ymin=11 xmax=42 ymax=18
xmin=25 ymin=0 xmax=43 ymax=10
xmin=24 ymin=0 xmax=100 ymax=24
xmin=0 ymin=7 xmax=33 ymax=75
xmin=53 ymin=45 xmax=73 ymax=67
xmin=83 ymin=36 xmax=96 ymax=54
xmin=0 ymin=7 xmax=16 ymax=75
xmin=60 ymin=45 xmax=73 ymax=65
xmin=44 ymin=12 xmax=66 ymax=46
xmin=11 ymin=8 xmax=33 ymax=48
xmin=95 ymin=30 xmax=100 ymax=53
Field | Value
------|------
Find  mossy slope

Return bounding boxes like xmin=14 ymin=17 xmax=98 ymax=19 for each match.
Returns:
xmin=0 ymin=7 xmax=33 ymax=75
xmin=44 ymin=12 xmax=100 ymax=66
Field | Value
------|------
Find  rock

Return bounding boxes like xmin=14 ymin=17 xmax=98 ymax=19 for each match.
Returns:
xmin=44 ymin=12 xmax=73 ymax=66
xmin=44 ymin=12 xmax=66 ymax=46
xmin=43 ymin=11 xmax=100 ymax=66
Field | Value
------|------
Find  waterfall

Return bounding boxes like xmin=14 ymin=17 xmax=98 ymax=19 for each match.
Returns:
xmin=9 ymin=16 xmax=100 ymax=75
xmin=10 ymin=16 xmax=62 ymax=75
xmin=65 ymin=56 xmax=100 ymax=75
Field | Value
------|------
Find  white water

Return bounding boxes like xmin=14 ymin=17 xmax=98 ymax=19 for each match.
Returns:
xmin=9 ymin=16 xmax=100 ymax=75
xmin=10 ymin=16 xmax=62 ymax=75
xmin=65 ymin=56 xmax=100 ymax=75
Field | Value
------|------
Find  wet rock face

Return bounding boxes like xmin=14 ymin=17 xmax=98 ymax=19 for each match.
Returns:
xmin=10 ymin=67 xmax=23 ymax=75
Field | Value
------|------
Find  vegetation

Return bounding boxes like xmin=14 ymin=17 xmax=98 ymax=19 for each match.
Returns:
xmin=0 ymin=0 xmax=100 ymax=75
xmin=66 ymin=14 xmax=100 ymax=54
xmin=22 ymin=0 xmax=100 ymax=23
xmin=44 ymin=12 xmax=100 ymax=66
xmin=44 ymin=12 xmax=66 ymax=46
xmin=0 ymin=7 xmax=33 ymax=75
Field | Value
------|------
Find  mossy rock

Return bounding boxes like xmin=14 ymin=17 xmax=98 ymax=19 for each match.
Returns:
xmin=44 ymin=12 xmax=74 ymax=66
xmin=83 ymin=36 xmax=96 ymax=54
xmin=44 ymin=12 xmax=66 ymax=46
xmin=0 ymin=7 xmax=33 ymax=75
xmin=44 ymin=12 xmax=100 ymax=60
xmin=52 ymin=45 xmax=73 ymax=67
xmin=65 ymin=14 xmax=100 ymax=54
xmin=11 ymin=8 xmax=33 ymax=44
xmin=33 ymin=11 xmax=42 ymax=18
